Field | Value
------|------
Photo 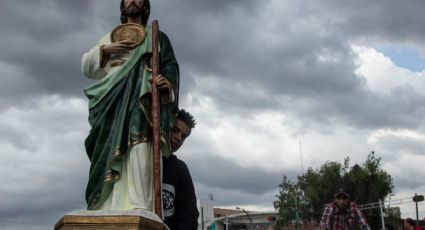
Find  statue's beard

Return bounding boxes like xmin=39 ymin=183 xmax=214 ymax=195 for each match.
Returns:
xmin=123 ymin=4 xmax=143 ymax=18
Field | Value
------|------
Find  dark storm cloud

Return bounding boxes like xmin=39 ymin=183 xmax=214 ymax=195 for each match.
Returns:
xmin=195 ymin=183 xmax=277 ymax=207
xmin=0 ymin=173 xmax=86 ymax=219
xmin=0 ymin=1 xmax=93 ymax=38
xmin=0 ymin=143 xmax=88 ymax=229
xmin=153 ymin=0 xmax=364 ymax=94
xmin=0 ymin=0 xmax=98 ymax=105
xmin=0 ymin=0 xmax=261 ymax=105
xmin=151 ymin=0 xmax=415 ymax=132
xmin=165 ymin=0 xmax=425 ymax=132
xmin=186 ymin=153 xmax=284 ymax=195
xmin=282 ymin=85 xmax=425 ymax=131
xmin=2 ymin=0 xmax=425 ymax=131
xmin=0 ymin=150 xmax=88 ymax=229
xmin=346 ymin=87 xmax=425 ymax=129
xmin=378 ymin=137 xmax=425 ymax=157
xmin=314 ymin=0 xmax=425 ymax=42
xmin=180 ymin=138 xmax=300 ymax=206
xmin=0 ymin=95 xmax=89 ymax=228
xmin=393 ymin=169 xmax=424 ymax=191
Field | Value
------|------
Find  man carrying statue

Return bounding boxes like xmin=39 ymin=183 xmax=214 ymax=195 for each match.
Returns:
xmin=81 ymin=0 xmax=179 ymax=212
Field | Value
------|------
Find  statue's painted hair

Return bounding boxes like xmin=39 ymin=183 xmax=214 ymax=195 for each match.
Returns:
xmin=120 ymin=0 xmax=151 ymax=26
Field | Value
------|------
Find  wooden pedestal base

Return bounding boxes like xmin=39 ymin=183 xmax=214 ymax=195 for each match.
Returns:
xmin=55 ymin=210 xmax=168 ymax=230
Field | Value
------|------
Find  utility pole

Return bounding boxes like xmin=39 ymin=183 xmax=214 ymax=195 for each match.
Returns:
xmin=413 ymin=193 xmax=424 ymax=226
xmin=414 ymin=193 xmax=420 ymax=226
xmin=295 ymin=197 xmax=300 ymax=230
xmin=201 ymin=207 xmax=205 ymax=230
xmin=416 ymin=199 xmax=419 ymax=226
xmin=298 ymin=139 xmax=304 ymax=175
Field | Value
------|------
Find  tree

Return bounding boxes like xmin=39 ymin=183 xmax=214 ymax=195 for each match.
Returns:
xmin=274 ymin=152 xmax=394 ymax=229
xmin=273 ymin=176 xmax=311 ymax=229
xmin=349 ymin=152 xmax=394 ymax=228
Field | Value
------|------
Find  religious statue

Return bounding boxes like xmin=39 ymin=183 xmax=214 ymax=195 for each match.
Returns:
xmin=81 ymin=0 xmax=179 ymax=212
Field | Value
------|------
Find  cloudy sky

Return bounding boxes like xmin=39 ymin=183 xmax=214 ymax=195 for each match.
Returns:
xmin=1 ymin=0 xmax=425 ymax=229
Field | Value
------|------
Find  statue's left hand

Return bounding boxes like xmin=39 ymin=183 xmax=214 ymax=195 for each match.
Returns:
xmin=151 ymin=75 xmax=171 ymax=93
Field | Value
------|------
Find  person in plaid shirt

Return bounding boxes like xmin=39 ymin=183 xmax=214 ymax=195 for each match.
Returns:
xmin=319 ymin=189 xmax=371 ymax=230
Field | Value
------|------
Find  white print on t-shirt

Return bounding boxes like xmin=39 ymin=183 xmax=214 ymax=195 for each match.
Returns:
xmin=162 ymin=183 xmax=175 ymax=217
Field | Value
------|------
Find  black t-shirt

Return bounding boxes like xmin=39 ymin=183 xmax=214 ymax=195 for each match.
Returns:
xmin=162 ymin=154 xmax=199 ymax=230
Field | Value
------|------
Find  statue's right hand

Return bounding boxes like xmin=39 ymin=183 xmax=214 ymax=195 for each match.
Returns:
xmin=102 ymin=40 xmax=136 ymax=56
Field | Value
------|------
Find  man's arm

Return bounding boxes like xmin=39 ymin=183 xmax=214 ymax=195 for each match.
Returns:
xmin=352 ymin=204 xmax=371 ymax=230
xmin=319 ymin=205 xmax=332 ymax=230
xmin=173 ymin=162 xmax=199 ymax=230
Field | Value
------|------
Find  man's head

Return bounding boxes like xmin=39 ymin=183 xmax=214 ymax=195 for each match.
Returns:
xmin=120 ymin=0 xmax=150 ymax=25
xmin=170 ymin=109 xmax=196 ymax=153
xmin=333 ymin=188 xmax=350 ymax=210
xmin=404 ymin=218 xmax=415 ymax=229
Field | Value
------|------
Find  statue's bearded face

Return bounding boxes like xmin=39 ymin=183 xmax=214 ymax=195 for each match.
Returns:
xmin=123 ymin=0 xmax=144 ymax=17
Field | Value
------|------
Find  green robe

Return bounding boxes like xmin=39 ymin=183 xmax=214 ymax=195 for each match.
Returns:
xmin=82 ymin=26 xmax=179 ymax=209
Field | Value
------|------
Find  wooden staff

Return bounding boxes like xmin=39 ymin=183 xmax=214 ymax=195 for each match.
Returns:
xmin=151 ymin=20 xmax=162 ymax=218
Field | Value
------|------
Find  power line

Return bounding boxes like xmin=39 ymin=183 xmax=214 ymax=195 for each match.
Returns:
xmin=298 ymin=139 xmax=304 ymax=175
xmin=359 ymin=197 xmax=424 ymax=211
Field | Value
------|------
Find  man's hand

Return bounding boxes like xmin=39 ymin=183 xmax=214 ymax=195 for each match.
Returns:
xmin=102 ymin=40 xmax=136 ymax=56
